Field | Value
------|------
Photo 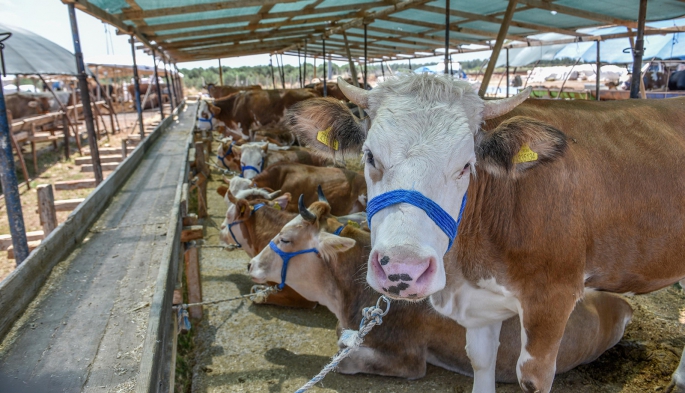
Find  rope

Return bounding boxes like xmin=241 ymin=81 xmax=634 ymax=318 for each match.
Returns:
xmin=295 ymin=295 xmax=391 ymax=393
xmin=175 ymin=284 xmax=278 ymax=309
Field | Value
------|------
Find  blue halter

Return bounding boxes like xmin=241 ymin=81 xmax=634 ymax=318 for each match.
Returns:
xmin=217 ymin=141 xmax=235 ymax=168
xmin=226 ymin=203 xmax=265 ymax=248
xmin=268 ymin=241 xmax=318 ymax=290
xmin=197 ymin=112 xmax=214 ymax=126
xmin=240 ymin=159 xmax=264 ymax=177
xmin=366 ymin=189 xmax=467 ymax=252
xmin=333 ymin=225 xmax=345 ymax=236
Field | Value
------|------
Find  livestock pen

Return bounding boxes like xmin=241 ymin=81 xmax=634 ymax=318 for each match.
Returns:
xmin=2 ymin=1 xmax=685 ymax=393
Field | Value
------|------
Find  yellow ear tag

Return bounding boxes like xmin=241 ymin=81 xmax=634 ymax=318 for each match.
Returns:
xmin=240 ymin=205 xmax=246 ymax=214
xmin=513 ymin=144 xmax=538 ymax=164
xmin=316 ymin=127 xmax=339 ymax=151
xmin=273 ymin=203 xmax=282 ymax=210
xmin=347 ymin=220 xmax=361 ymax=229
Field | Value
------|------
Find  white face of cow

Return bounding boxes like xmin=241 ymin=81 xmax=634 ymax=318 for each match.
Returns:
xmin=239 ymin=143 xmax=268 ymax=180
xmin=196 ymin=100 xmax=226 ymax=131
xmin=286 ymin=74 xmax=532 ymax=300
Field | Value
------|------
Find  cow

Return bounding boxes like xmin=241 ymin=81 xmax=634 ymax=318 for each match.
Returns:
xmin=235 ymin=143 xmax=330 ymax=179
xmin=209 ymin=89 xmax=319 ymax=140
xmin=207 ymin=83 xmax=262 ymax=99
xmin=126 ymin=83 xmax=167 ymax=109
xmin=248 ymin=198 xmax=633 ymax=381
xmin=285 ymin=74 xmax=685 ymax=393
xmin=228 ymin=162 xmax=367 ymax=216
xmin=305 ymin=81 xmax=349 ymax=101
xmin=669 ymin=70 xmax=685 ymax=91
xmin=5 ymin=93 xmax=51 ymax=119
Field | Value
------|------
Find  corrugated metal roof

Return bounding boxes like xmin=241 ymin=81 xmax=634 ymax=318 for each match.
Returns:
xmin=64 ymin=0 xmax=685 ymax=63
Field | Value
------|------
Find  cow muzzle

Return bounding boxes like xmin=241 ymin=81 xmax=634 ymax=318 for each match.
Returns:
xmin=367 ymin=246 xmax=444 ymax=300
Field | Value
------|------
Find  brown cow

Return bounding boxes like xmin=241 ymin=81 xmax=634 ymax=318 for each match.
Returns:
xmin=209 ymin=89 xmax=319 ymax=140
xmin=229 ymin=162 xmax=366 ymax=215
xmin=207 ymin=83 xmax=262 ymax=99
xmin=248 ymin=200 xmax=633 ymax=381
xmin=5 ymin=93 xmax=51 ymax=119
xmin=285 ymin=74 xmax=685 ymax=392
xmin=234 ymin=143 xmax=330 ymax=179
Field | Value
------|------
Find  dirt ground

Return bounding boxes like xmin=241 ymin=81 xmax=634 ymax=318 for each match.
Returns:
xmin=0 ymin=106 xmax=168 ymax=281
xmin=185 ymin=139 xmax=685 ymax=393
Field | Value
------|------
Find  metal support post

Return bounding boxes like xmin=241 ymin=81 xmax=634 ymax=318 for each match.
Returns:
xmin=269 ymin=55 xmax=275 ymax=88
xmin=297 ymin=48 xmax=302 ymax=88
xmin=364 ymin=24 xmax=368 ymax=89
xmin=596 ymin=41 xmax=601 ymax=101
xmin=68 ymin=3 xmax=102 ymax=185
xmin=322 ymin=40 xmax=327 ymax=97
xmin=129 ymin=35 xmax=144 ymax=137
xmin=303 ymin=40 xmax=308 ymax=86
xmin=630 ymin=0 xmax=647 ymax=99
xmin=218 ymin=58 xmax=223 ymax=86
xmin=506 ymin=48 xmax=510 ymax=98
xmin=162 ymin=57 xmax=175 ymax=111
xmin=152 ymin=49 xmax=164 ymax=119
xmin=445 ymin=0 xmax=450 ymax=75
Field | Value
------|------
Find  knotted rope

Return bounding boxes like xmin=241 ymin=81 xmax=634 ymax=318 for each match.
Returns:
xmin=295 ymin=295 xmax=391 ymax=393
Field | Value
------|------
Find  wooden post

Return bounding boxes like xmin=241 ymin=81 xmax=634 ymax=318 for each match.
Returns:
xmin=30 ymin=123 xmax=38 ymax=174
xmin=506 ymin=48 xmax=510 ymax=98
xmin=37 ymin=184 xmax=58 ymax=236
xmin=152 ymin=49 xmax=164 ymax=119
xmin=121 ymin=139 xmax=128 ymax=159
xmin=343 ymin=31 xmax=360 ymax=88
xmin=630 ymin=0 xmax=648 ymax=99
xmin=184 ymin=247 xmax=203 ymax=320
xmin=38 ymin=74 xmax=80 ymax=155
xmin=218 ymin=58 xmax=223 ymax=86
xmin=62 ymin=113 xmax=70 ymax=160
xmin=596 ymin=41 xmax=601 ymax=101
xmin=322 ymin=40 xmax=327 ymax=97
xmin=479 ymin=0 xmax=519 ymax=97
xmin=297 ymin=48 xmax=303 ymax=88
xmin=194 ymin=142 xmax=208 ymax=218
xmin=130 ymin=35 xmax=145 ymax=137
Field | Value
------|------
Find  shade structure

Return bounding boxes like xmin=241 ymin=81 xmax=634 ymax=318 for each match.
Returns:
xmin=0 ymin=22 xmax=87 ymax=76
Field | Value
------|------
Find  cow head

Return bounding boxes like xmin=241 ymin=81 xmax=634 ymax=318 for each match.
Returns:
xmin=286 ymin=74 xmax=566 ymax=300
xmin=238 ymin=143 xmax=269 ymax=180
xmin=248 ymin=197 xmax=355 ymax=289
xmin=196 ymin=100 xmax=222 ymax=131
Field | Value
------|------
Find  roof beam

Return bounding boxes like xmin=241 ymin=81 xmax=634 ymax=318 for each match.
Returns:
xmin=381 ymin=15 xmax=532 ymax=42
xmin=161 ymin=27 xmax=324 ymax=49
xmin=417 ymin=4 xmax=589 ymax=37
xmin=365 ymin=25 xmax=477 ymax=46
xmin=517 ymin=0 xmax=638 ymax=28
xmin=121 ymin=0 xmax=301 ymax=20
xmin=150 ymin=20 xmax=330 ymax=40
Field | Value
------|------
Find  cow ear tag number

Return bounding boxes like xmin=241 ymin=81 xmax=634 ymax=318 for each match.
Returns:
xmin=317 ymin=127 xmax=339 ymax=151
xmin=513 ymin=144 xmax=538 ymax=164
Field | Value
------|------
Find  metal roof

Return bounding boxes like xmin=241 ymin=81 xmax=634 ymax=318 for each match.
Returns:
xmin=63 ymin=0 xmax=685 ymax=63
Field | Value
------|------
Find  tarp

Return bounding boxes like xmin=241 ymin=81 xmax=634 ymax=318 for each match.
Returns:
xmin=0 ymin=22 xmax=89 ymax=76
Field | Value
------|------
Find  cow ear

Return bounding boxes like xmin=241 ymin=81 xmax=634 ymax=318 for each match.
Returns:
xmin=217 ymin=185 xmax=228 ymax=197
xmin=208 ymin=103 xmax=221 ymax=115
xmin=476 ymin=116 xmax=567 ymax=177
xmin=285 ymin=97 xmax=369 ymax=157
xmin=318 ymin=232 xmax=356 ymax=260
xmin=272 ymin=192 xmax=291 ymax=210
xmin=236 ymin=199 xmax=251 ymax=219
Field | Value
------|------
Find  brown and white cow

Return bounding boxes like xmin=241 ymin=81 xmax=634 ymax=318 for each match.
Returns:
xmin=248 ymin=199 xmax=633 ymax=381
xmin=286 ymin=74 xmax=685 ymax=393
xmin=229 ymin=162 xmax=366 ymax=215
xmin=207 ymin=83 xmax=262 ymax=99
xmin=235 ymin=143 xmax=330 ymax=180
xmin=6 ymin=93 xmax=52 ymax=119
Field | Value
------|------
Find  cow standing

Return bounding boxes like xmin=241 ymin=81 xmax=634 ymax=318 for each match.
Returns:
xmin=286 ymin=74 xmax=685 ymax=393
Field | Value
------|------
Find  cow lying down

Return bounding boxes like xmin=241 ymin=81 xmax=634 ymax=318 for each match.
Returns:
xmin=215 ymin=186 xmax=365 ymax=308
xmin=248 ymin=199 xmax=633 ymax=381
xmin=228 ymin=162 xmax=366 ymax=215
xmin=232 ymin=142 xmax=330 ymax=180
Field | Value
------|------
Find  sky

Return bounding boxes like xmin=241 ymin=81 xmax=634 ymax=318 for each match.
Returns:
xmin=0 ymin=0 xmax=492 ymax=71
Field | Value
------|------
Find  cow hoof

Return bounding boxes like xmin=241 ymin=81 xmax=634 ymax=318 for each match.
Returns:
xmin=520 ymin=380 xmax=541 ymax=393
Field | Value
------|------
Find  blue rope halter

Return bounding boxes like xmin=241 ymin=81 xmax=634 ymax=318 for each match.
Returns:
xmin=366 ymin=189 xmax=467 ymax=252
xmin=226 ymin=203 xmax=265 ymax=248
xmin=217 ymin=141 xmax=235 ymax=168
xmin=197 ymin=112 xmax=214 ymax=126
xmin=240 ymin=158 xmax=264 ymax=177
xmin=268 ymin=241 xmax=318 ymax=290
xmin=333 ymin=225 xmax=345 ymax=236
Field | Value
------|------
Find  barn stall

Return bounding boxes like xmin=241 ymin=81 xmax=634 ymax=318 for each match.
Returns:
xmin=1 ymin=1 xmax=685 ymax=393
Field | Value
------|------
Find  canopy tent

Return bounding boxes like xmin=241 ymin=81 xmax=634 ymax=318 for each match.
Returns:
xmin=65 ymin=0 xmax=685 ymax=64
xmin=0 ymin=22 xmax=89 ymax=76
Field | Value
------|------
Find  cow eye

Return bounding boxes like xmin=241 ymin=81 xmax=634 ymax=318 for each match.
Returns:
xmin=280 ymin=238 xmax=291 ymax=244
xmin=365 ymin=150 xmax=375 ymax=167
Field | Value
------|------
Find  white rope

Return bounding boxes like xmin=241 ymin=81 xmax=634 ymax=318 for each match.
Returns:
xmin=175 ymin=284 xmax=278 ymax=309
xmin=295 ymin=295 xmax=391 ymax=393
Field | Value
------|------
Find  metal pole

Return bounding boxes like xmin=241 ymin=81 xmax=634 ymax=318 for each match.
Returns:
xmin=408 ymin=59 xmax=412 ymax=70
xmin=162 ymin=57 xmax=175 ymax=111
xmin=152 ymin=49 xmax=164 ymax=119
xmin=450 ymin=54 xmax=453 ymax=76
xmin=596 ymin=41 xmax=601 ymax=101
xmin=327 ymin=54 xmax=332 ymax=82
xmin=269 ymin=55 xmax=275 ymax=88
xmin=297 ymin=48 xmax=302 ymax=88
xmin=68 ymin=3 xmax=103 ymax=185
xmin=322 ymin=39 xmax=327 ymax=97
xmin=364 ymin=24 xmax=368 ymax=89
xmin=0 ymin=72 xmax=30 ymax=264
xmin=303 ymin=40 xmax=308 ymax=86
xmin=630 ymin=0 xmax=647 ymax=99
xmin=175 ymin=64 xmax=183 ymax=100
xmin=479 ymin=0 xmax=518 ymax=97
xmin=506 ymin=48 xmax=510 ymax=98
xmin=445 ymin=0 xmax=450 ymax=75
xmin=129 ymin=35 xmax=144 ymax=138
xmin=218 ymin=58 xmax=223 ymax=86
xmin=381 ymin=60 xmax=385 ymax=79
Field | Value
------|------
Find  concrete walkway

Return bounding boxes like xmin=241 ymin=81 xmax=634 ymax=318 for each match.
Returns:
xmin=0 ymin=103 xmax=197 ymax=393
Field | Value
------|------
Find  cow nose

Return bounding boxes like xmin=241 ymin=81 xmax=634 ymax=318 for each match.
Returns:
xmin=367 ymin=249 xmax=439 ymax=299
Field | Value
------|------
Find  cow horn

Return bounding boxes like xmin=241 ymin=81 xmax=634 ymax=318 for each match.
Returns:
xmin=267 ymin=190 xmax=282 ymax=200
xmin=317 ymin=185 xmax=328 ymax=204
xmin=337 ymin=77 xmax=369 ymax=108
xmin=298 ymin=195 xmax=316 ymax=223
xmin=482 ymin=87 xmax=532 ymax=120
